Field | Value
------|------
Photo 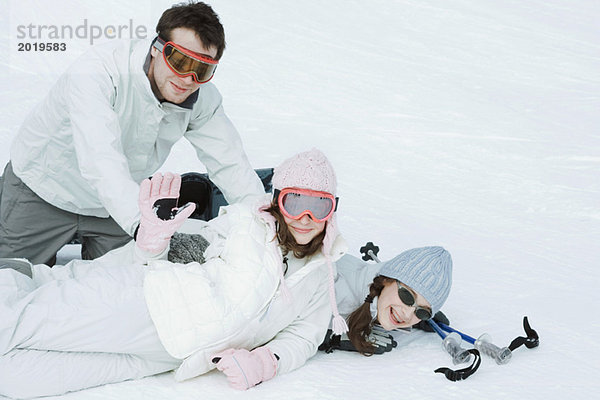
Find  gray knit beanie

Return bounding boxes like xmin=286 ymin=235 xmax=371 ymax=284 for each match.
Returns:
xmin=378 ymin=246 xmax=452 ymax=315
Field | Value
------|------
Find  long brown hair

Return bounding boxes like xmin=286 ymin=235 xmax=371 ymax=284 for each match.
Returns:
xmin=264 ymin=198 xmax=326 ymax=259
xmin=347 ymin=276 xmax=396 ymax=355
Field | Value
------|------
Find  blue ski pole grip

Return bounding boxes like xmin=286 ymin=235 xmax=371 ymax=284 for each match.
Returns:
xmin=437 ymin=322 xmax=513 ymax=364
xmin=443 ymin=332 xmax=472 ymax=365
xmin=430 ymin=321 xmax=481 ymax=381
xmin=429 ymin=320 xmax=471 ymax=365
xmin=438 ymin=322 xmax=476 ymax=344
xmin=475 ymin=333 xmax=512 ymax=365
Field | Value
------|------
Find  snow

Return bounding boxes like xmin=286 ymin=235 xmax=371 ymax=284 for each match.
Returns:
xmin=1 ymin=0 xmax=599 ymax=398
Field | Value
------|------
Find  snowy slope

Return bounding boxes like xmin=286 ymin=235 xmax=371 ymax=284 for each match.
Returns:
xmin=1 ymin=0 xmax=599 ymax=399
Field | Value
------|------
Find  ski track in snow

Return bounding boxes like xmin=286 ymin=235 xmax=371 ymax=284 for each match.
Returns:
xmin=1 ymin=0 xmax=599 ymax=399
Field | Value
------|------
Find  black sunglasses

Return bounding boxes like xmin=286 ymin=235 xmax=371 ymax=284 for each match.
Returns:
xmin=397 ymin=282 xmax=432 ymax=320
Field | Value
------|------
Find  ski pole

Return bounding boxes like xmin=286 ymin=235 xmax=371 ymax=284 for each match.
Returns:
xmin=429 ymin=319 xmax=481 ymax=381
xmin=360 ymin=242 xmax=471 ymax=364
xmin=428 ymin=319 xmax=472 ymax=365
xmin=437 ymin=322 xmax=512 ymax=365
xmin=508 ymin=316 xmax=539 ymax=351
xmin=437 ymin=322 xmax=477 ymax=343
xmin=359 ymin=242 xmax=481 ymax=381
xmin=360 ymin=242 xmax=381 ymax=263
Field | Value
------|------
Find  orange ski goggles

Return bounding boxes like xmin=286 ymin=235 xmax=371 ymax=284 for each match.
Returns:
xmin=275 ymin=188 xmax=338 ymax=222
xmin=153 ymin=37 xmax=218 ymax=84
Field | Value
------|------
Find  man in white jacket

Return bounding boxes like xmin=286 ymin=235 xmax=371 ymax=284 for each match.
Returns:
xmin=0 ymin=1 xmax=264 ymax=265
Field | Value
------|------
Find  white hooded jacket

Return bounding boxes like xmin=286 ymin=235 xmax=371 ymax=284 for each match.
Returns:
xmin=143 ymin=196 xmax=347 ymax=380
xmin=10 ymin=38 xmax=264 ymax=235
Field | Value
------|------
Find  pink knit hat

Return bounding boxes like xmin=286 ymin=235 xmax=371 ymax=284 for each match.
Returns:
xmin=271 ymin=148 xmax=348 ymax=335
xmin=272 ymin=148 xmax=337 ymax=194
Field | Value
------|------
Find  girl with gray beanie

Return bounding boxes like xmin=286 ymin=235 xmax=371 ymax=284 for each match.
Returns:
xmin=331 ymin=246 xmax=452 ymax=355
xmin=0 ymin=148 xmax=348 ymax=397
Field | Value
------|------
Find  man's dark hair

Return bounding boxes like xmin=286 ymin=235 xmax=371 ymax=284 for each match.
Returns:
xmin=156 ymin=1 xmax=226 ymax=60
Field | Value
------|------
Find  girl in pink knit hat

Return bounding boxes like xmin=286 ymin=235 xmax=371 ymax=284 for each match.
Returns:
xmin=0 ymin=148 xmax=347 ymax=398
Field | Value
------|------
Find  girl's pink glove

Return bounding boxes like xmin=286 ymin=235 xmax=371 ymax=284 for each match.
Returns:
xmin=212 ymin=347 xmax=278 ymax=390
xmin=136 ymin=172 xmax=195 ymax=254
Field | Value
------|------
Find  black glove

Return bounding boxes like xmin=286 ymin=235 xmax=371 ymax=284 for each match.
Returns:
xmin=319 ymin=325 xmax=397 ymax=354
xmin=412 ymin=310 xmax=450 ymax=332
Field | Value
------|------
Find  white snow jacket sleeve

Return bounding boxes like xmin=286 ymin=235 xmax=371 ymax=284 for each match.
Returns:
xmin=65 ymin=55 xmax=141 ymax=235
xmin=185 ymin=103 xmax=265 ymax=206
xmin=265 ymin=273 xmax=332 ymax=375
xmin=257 ymin=235 xmax=347 ymax=375
xmin=334 ymin=254 xmax=383 ymax=318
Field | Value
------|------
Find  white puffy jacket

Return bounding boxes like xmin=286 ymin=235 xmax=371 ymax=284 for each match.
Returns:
xmin=144 ymin=196 xmax=347 ymax=380
xmin=10 ymin=38 xmax=264 ymax=235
